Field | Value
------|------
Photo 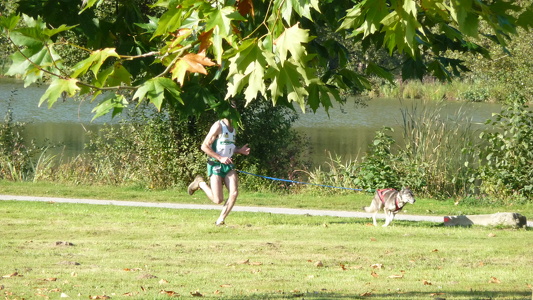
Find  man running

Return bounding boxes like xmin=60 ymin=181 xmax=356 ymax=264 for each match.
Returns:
xmin=187 ymin=118 xmax=250 ymax=225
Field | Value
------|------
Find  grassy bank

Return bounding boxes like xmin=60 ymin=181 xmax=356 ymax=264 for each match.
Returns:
xmin=1 ymin=200 xmax=532 ymax=300
xmin=1 ymin=180 xmax=533 ymax=217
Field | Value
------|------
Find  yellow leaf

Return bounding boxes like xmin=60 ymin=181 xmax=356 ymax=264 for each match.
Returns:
xmin=161 ymin=290 xmax=180 ymax=297
xmin=190 ymin=290 xmax=203 ymax=297
xmin=489 ymin=276 xmax=501 ymax=284
xmin=389 ymin=274 xmax=404 ymax=279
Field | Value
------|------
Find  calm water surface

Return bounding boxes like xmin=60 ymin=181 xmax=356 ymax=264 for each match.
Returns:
xmin=0 ymin=78 xmax=502 ymax=167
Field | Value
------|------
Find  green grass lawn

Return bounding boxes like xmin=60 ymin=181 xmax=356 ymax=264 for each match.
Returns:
xmin=1 ymin=185 xmax=532 ymax=299
xmin=1 ymin=180 xmax=532 ymax=217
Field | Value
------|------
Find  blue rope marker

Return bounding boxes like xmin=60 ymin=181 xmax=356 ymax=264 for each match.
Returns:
xmin=237 ymin=170 xmax=367 ymax=192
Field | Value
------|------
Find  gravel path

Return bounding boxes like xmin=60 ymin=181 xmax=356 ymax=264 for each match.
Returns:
xmin=2 ymin=194 xmax=531 ymax=227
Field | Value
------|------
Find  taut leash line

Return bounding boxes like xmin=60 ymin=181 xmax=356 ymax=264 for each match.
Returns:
xmin=237 ymin=170 xmax=369 ymax=192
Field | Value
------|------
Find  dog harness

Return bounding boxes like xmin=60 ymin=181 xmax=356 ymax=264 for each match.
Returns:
xmin=377 ymin=188 xmax=403 ymax=212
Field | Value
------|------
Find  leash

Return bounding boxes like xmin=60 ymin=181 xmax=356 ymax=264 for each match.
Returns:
xmin=237 ymin=169 xmax=369 ymax=192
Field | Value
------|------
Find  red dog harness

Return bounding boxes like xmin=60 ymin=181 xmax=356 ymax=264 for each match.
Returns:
xmin=377 ymin=188 xmax=403 ymax=212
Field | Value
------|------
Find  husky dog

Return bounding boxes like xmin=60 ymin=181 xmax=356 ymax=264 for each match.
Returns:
xmin=363 ymin=187 xmax=416 ymax=227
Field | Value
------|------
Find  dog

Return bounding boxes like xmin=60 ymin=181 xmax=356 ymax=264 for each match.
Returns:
xmin=363 ymin=187 xmax=416 ymax=227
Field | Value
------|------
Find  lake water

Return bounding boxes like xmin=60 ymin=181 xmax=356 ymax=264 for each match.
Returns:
xmin=0 ymin=77 xmax=502 ymax=167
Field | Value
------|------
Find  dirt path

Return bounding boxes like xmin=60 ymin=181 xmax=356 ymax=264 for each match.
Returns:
xmin=2 ymin=194 xmax=531 ymax=227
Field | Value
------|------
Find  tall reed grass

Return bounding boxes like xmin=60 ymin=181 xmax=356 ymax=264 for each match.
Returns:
xmin=376 ymin=79 xmax=503 ymax=103
xmin=306 ymin=100 xmax=478 ymax=199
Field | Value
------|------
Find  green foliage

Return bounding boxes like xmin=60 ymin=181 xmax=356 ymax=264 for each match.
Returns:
xmin=80 ymin=106 xmax=207 ymax=188
xmin=36 ymin=99 xmax=308 ymax=190
xmin=353 ymin=127 xmax=401 ymax=191
xmin=2 ymin=0 xmax=532 ymax=120
xmin=473 ymin=101 xmax=533 ymax=199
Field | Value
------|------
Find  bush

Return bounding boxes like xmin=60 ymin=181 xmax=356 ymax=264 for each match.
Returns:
xmin=41 ymin=99 xmax=309 ymax=191
xmin=472 ymin=101 xmax=533 ymax=200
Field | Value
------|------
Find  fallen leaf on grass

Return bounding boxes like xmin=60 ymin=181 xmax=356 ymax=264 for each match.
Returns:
xmin=360 ymin=291 xmax=372 ymax=296
xmin=89 ymin=295 xmax=111 ymax=299
xmin=314 ymin=261 xmax=324 ymax=267
xmin=370 ymin=271 xmax=379 ymax=278
xmin=55 ymin=241 xmax=74 ymax=246
xmin=159 ymin=279 xmax=169 ymax=284
xmin=489 ymin=276 xmax=501 ymax=284
xmin=161 ymin=290 xmax=180 ymax=297
xmin=371 ymin=263 xmax=383 ymax=269
xmin=422 ymin=280 xmax=432 ymax=285
xmin=190 ymin=290 xmax=203 ymax=297
xmin=339 ymin=263 xmax=347 ymax=271
xmin=123 ymin=291 xmax=139 ymax=296
xmin=124 ymin=268 xmax=142 ymax=272
xmin=388 ymin=274 xmax=403 ymax=279
xmin=220 ymin=284 xmax=232 ymax=288
xmin=41 ymin=278 xmax=57 ymax=281
xmin=431 ymin=249 xmax=439 ymax=252
xmin=237 ymin=259 xmax=250 ymax=265
xmin=370 ymin=237 xmax=377 ymax=241
xmin=2 ymin=272 xmax=20 ymax=278
xmin=250 ymin=261 xmax=263 ymax=266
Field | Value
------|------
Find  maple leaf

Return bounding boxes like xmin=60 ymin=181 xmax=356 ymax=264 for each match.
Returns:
xmin=71 ymin=48 xmax=120 ymax=78
xmin=237 ymin=0 xmax=254 ymax=16
xmin=274 ymin=24 xmax=311 ymax=63
xmin=171 ymin=53 xmax=216 ymax=86
xmin=132 ymin=77 xmax=182 ymax=110
xmin=266 ymin=60 xmax=309 ymax=109
xmin=39 ymin=78 xmax=80 ymax=108
xmin=198 ymin=30 xmax=213 ymax=54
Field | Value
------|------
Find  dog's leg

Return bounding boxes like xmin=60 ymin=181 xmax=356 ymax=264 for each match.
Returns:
xmin=372 ymin=211 xmax=378 ymax=226
xmin=382 ymin=209 xmax=392 ymax=227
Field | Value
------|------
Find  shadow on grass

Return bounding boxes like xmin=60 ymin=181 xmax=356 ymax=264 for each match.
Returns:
xmin=220 ymin=290 xmax=532 ymax=299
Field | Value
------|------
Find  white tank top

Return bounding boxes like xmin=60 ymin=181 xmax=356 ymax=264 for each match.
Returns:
xmin=213 ymin=120 xmax=236 ymax=158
